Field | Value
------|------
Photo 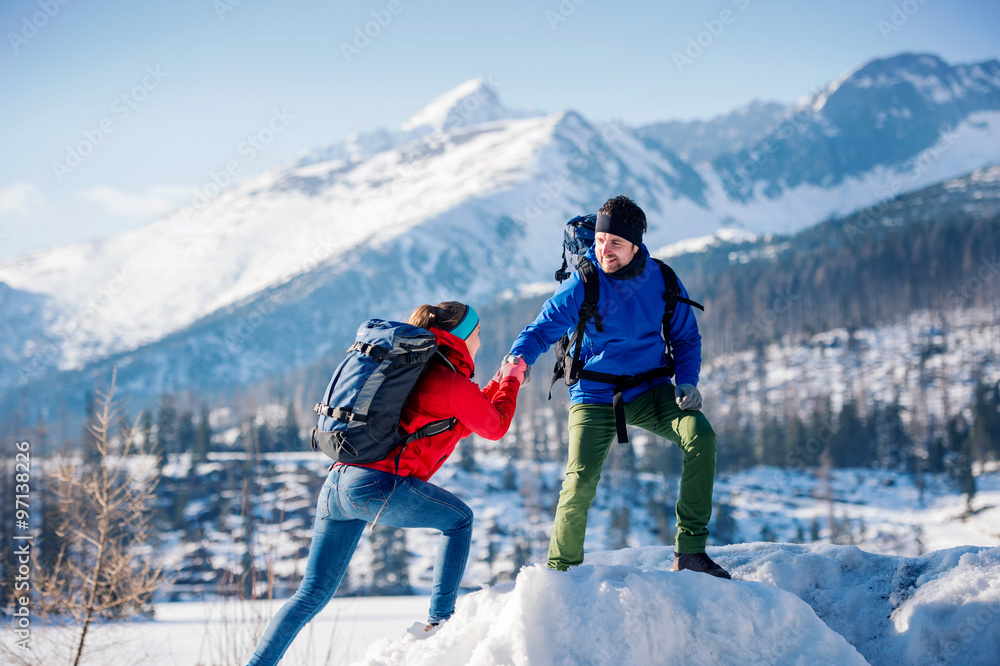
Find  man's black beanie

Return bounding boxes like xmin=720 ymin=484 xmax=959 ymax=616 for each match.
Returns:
xmin=595 ymin=211 xmax=643 ymax=247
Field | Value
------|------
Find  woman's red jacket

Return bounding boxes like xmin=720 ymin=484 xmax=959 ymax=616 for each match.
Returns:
xmin=349 ymin=327 xmax=520 ymax=481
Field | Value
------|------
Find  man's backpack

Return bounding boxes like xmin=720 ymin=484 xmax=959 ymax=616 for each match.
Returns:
xmin=311 ymin=319 xmax=457 ymax=467
xmin=549 ymin=214 xmax=705 ymax=442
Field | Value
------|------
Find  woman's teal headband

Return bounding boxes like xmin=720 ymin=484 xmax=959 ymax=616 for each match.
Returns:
xmin=449 ymin=304 xmax=479 ymax=340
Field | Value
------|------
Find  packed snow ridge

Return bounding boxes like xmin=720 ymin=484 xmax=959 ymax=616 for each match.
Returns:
xmin=358 ymin=543 xmax=1000 ymax=666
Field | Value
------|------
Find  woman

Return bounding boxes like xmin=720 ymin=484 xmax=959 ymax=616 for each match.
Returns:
xmin=248 ymin=301 xmax=526 ymax=665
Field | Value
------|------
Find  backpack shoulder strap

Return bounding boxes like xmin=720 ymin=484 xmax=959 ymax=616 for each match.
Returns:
xmin=577 ymin=256 xmax=603 ymax=332
xmin=653 ymin=258 xmax=704 ymax=314
xmin=548 ymin=257 xmax=605 ymax=396
xmin=571 ymin=257 xmax=603 ymax=364
xmin=653 ymin=258 xmax=703 ymax=375
xmin=434 ymin=349 xmax=457 ymax=373
xmin=398 ymin=350 xmax=460 ymax=450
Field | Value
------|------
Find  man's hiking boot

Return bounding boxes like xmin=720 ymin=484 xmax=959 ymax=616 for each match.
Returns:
xmin=673 ymin=552 xmax=732 ymax=579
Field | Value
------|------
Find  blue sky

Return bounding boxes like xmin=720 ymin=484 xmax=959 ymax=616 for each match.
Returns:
xmin=1 ymin=0 xmax=998 ymax=261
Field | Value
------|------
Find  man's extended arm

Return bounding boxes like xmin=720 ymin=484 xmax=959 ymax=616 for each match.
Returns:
xmin=508 ymin=275 xmax=583 ymax=366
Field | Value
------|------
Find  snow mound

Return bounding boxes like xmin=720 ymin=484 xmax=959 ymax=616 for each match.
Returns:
xmin=591 ymin=543 xmax=1000 ymax=666
xmin=357 ymin=543 xmax=1000 ymax=666
xmin=356 ymin=560 xmax=865 ymax=666
xmin=715 ymin=543 xmax=1000 ymax=666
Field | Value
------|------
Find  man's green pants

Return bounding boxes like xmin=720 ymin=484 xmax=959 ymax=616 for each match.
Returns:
xmin=547 ymin=383 xmax=718 ymax=570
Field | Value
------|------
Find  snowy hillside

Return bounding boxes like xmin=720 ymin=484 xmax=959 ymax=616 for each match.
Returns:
xmin=706 ymin=306 xmax=1000 ymax=438
xmin=2 ymin=53 xmax=999 ymax=408
xmin=155 ymin=445 xmax=1000 ymax=609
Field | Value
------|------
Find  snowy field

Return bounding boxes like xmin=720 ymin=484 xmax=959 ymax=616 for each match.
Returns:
xmin=6 ymin=466 xmax=998 ymax=665
xmin=7 ymin=543 xmax=998 ymax=666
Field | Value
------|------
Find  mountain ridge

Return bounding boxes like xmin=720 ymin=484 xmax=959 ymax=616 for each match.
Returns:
xmin=4 ymin=52 xmax=1000 ymax=423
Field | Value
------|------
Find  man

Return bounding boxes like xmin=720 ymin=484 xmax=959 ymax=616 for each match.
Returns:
xmin=507 ymin=195 xmax=730 ymax=578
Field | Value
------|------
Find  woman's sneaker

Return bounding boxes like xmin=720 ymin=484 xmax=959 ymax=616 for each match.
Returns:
xmin=673 ymin=552 xmax=732 ymax=579
xmin=406 ymin=620 xmax=445 ymax=639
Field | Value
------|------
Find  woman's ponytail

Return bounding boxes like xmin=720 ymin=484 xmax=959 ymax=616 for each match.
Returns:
xmin=405 ymin=301 xmax=466 ymax=331
xmin=406 ymin=304 xmax=439 ymax=329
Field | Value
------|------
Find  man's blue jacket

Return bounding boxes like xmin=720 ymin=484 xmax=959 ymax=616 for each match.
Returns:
xmin=509 ymin=244 xmax=702 ymax=405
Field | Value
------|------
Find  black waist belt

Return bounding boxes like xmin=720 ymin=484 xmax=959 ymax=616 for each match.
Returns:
xmin=575 ymin=366 xmax=673 ymax=443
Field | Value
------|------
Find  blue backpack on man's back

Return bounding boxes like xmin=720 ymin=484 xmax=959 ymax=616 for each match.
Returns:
xmin=311 ymin=319 xmax=456 ymax=466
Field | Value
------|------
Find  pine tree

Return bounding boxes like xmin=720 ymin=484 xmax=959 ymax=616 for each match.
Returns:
xmin=139 ymin=411 xmax=153 ymax=457
xmin=154 ymin=394 xmax=177 ymax=468
xmin=81 ymin=390 xmax=101 ymax=464
xmin=193 ymin=405 xmax=211 ymax=465
xmin=370 ymin=526 xmax=412 ymax=596
xmin=712 ymin=501 xmax=738 ymax=545
xmin=926 ymin=433 xmax=946 ymax=474
xmin=810 ymin=517 xmax=821 ymax=542
xmin=607 ymin=505 xmax=631 ymax=550
xmin=794 ymin=523 xmax=806 ymax=544
xmin=876 ymin=399 xmax=912 ymax=470
xmin=828 ymin=399 xmax=870 ymax=468
xmin=646 ymin=496 xmax=676 ymax=546
xmin=274 ymin=401 xmax=301 ymax=452
xmin=971 ymin=377 xmax=1000 ymax=464
xmin=759 ymin=415 xmax=787 ymax=467
xmin=955 ymin=423 xmax=977 ymax=515
xmin=455 ymin=437 xmax=477 ymax=473
xmin=613 ymin=438 xmax=638 ymax=503
xmin=177 ymin=411 xmax=196 ymax=457
xmin=511 ymin=537 xmax=531 ymax=579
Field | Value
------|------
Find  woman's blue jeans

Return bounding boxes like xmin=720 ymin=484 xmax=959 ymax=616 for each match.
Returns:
xmin=247 ymin=464 xmax=474 ymax=665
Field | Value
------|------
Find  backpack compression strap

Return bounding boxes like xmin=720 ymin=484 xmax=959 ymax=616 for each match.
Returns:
xmin=548 ymin=257 xmax=603 ymax=398
xmin=570 ymin=257 xmax=604 ymax=366
xmin=576 ymin=365 xmax=674 ymax=443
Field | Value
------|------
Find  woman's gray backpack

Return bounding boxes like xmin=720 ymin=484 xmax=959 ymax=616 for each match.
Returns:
xmin=311 ymin=319 xmax=456 ymax=466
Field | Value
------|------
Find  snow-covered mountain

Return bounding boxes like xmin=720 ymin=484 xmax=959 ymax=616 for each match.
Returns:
xmin=704 ymin=53 xmax=1000 ymax=211
xmin=291 ymin=77 xmax=543 ymax=166
xmin=2 ymin=53 xmax=999 ymax=411
xmin=638 ymin=99 xmax=789 ymax=163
